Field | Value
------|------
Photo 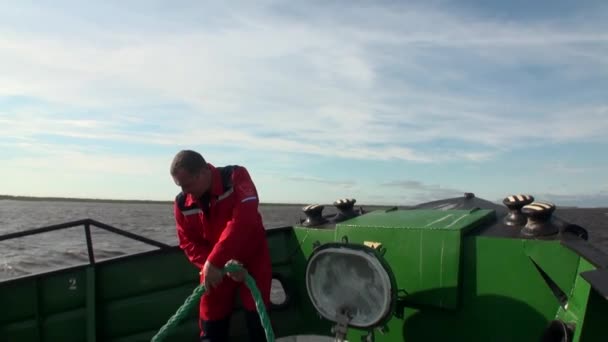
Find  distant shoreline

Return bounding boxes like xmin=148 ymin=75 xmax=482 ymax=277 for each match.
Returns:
xmin=0 ymin=194 xmax=307 ymax=206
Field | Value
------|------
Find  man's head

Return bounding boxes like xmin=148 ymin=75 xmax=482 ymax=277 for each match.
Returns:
xmin=170 ymin=150 xmax=211 ymax=198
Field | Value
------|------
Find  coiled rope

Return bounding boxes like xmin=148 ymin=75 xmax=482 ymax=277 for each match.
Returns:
xmin=151 ymin=264 xmax=274 ymax=341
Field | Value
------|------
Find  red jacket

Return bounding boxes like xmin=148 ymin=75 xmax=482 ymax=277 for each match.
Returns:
xmin=173 ymin=164 xmax=267 ymax=269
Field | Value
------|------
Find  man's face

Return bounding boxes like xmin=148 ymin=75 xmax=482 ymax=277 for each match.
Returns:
xmin=173 ymin=167 xmax=211 ymax=198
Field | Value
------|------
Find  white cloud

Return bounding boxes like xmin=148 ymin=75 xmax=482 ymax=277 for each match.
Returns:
xmin=0 ymin=1 xmax=607 ymax=166
xmin=284 ymin=175 xmax=356 ymax=187
xmin=541 ymin=162 xmax=595 ymax=176
xmin=379 ymin=179 xmax=463 ymax=203
xmin=539 ymin=191 xmax=608 ymax=208
xmin=1 ymin=143 xmax=168 ymax=177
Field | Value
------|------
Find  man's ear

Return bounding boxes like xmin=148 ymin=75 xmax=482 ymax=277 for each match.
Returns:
xmin=202 ymin=167 xmax=212 ymax=186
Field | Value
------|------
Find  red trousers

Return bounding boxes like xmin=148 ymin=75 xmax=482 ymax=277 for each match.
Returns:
xmin=199 ymin=254 xmax=272 ymax=321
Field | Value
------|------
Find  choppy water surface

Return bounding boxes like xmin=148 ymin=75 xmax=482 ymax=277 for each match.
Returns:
xmin=0 ymin=200 xmax=327 ymax=279
xmin=1 ymin=200 xmax=606 ymax=280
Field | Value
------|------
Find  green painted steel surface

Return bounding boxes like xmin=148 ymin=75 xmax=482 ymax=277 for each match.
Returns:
xmin=97 ymin=251 xmax=200 ymax=340
xmin=295 ymin=209 xmax=495 ymax=310
xmin=557 ymin=258 xmax=595 ymax=341
xmin=336 ymin=236 xmax=588 ymax=341
xmin=290 ymin=208 xmax=607 ymax=341
xmin=86 ymin=266 xmax=97 ymax=342
xmin=579 ymin=285 xmax=608 ymax=342
xmin=0 ymin=249 xmax=201 ymax=342
xmin=338 ymin=209 xmax=495 ymax=231
xmin=0 ymin=230 xmax=308 ymax=342
xmin=2 ymin=208 xmax=608 ymax=342
xmin=524 ymin=240 xmax=580 ymax=296
xmin=291 ymin=227 xmax=336 ymax=336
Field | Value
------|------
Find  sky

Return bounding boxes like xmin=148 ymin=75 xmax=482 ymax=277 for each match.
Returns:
xmin=1 ymin=1 xmax=607 ymax=207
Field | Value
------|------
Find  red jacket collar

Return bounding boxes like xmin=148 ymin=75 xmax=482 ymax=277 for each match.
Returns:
xmin=208 ymin=163 xmax=224 ymax=197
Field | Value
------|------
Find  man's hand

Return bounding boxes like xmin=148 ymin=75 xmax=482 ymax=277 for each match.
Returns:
xmin=202 ymin=260 xmax=223 ymax=289
xmin=225 ymin=259 xmax=246 ymax=282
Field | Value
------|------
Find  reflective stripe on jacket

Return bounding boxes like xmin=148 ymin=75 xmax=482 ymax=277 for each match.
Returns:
xmin=173 ymin=163 xmax=267 ymax=269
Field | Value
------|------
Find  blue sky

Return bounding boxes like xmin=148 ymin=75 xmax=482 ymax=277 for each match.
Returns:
xmin=1 ymin=1 xmax=607 ymax=207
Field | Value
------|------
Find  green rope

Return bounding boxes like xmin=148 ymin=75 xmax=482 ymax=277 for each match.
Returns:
xmin=151 ymin=264 xmax=275 ymax=342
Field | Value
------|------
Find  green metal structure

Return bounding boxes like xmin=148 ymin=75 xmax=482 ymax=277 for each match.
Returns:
xmin=1 ymin=194 xmax=607 ymax=341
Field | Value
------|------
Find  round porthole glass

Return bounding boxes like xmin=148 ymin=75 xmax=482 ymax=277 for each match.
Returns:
xmin=305 ymin=243 xmax=396 ymax=328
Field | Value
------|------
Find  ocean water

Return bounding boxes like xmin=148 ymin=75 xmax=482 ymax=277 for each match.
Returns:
xmin=0 ymin=199 xmax=607 ymax=280
xmin=0 ymin=200 xmax=312 ymax=280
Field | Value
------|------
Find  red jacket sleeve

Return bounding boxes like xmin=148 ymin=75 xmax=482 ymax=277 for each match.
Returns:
xmin=174 ymin=202 xmax=212 ymax=269
xmin=206 ymin=167 xmax=263 ymax=268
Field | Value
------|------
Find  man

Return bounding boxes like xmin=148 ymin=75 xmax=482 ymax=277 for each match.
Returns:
xmin=170 ymin=150 xmax=272 ymax=341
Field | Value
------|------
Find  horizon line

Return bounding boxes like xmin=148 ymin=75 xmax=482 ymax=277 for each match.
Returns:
xmin=0 ymin=194 xmax=399 ymax=207
xmin=1 ymin=194 xmax=593 ymax=210
xmin=0 ymin=194 xmax=312 ymax=206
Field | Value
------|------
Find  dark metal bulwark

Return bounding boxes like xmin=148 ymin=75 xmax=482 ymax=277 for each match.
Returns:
xmin=0 ymin=218 xmax=171 ymax=268
xmin=84 ymin=222 xmax=96 ymax=265
xmin=580 ymin=269 xmax=608 ymax=300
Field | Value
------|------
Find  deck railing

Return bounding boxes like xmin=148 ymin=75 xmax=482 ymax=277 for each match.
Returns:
xmin=0 ymin=218 xmax=171 ymax=265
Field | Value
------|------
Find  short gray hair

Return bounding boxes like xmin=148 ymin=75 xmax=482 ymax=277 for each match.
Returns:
xmin=170 ymin=150 xmax=208 ymax=176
